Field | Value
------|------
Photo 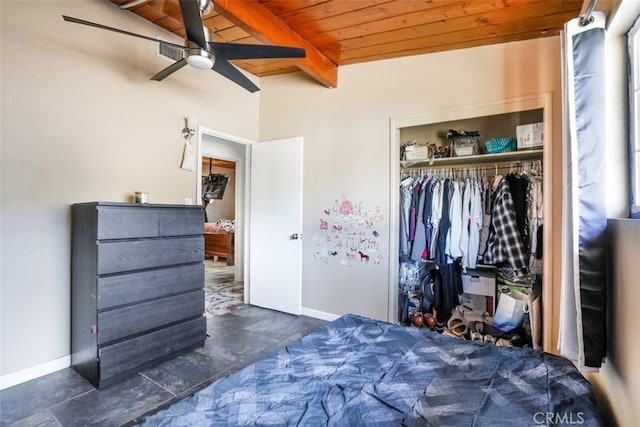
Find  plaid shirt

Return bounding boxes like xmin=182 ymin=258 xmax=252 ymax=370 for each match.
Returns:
xmin=484 ymin=179 xmax=529 ymax=274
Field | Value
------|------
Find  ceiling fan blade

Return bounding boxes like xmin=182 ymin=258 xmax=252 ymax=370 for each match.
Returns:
xmin=150 ymin=58 xmax=188 ymax=81
xmin=179 ymin=0 xmax=207 ymax=48
xmin=212 ymin=59 xmax=259 ymax=93
xmin=208 ymin=42 xmax=306 ymax=61
xmin=62 ymin=15 xmax=185 ymax=51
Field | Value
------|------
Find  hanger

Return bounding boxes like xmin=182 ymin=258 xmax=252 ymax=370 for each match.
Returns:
xmin=492 ymin=163 xmax=502 ymax=189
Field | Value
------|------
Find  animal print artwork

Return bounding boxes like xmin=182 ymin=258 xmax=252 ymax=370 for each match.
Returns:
xmin=313 ymin=194 xmax=384 ymax=266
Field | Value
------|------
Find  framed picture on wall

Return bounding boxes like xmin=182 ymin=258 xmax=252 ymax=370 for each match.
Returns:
xmin=202 ymin=174 xmax=229 ymax=201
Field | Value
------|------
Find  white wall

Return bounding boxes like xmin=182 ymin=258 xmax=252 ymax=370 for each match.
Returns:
xmin=203 ymin=165 xmax=236 ymax=222
xmin=259 ymin=36 xmax=564 ymax=322
xmin=0 ymin=1 xmax=259 ymax=385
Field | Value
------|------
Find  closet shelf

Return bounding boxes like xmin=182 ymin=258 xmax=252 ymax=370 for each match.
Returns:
xmin=401 ymin=149 xmax=543 ymax=169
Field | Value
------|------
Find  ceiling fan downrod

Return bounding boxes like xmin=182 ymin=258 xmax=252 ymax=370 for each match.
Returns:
xmin=198 ymin=0 xmax=214 ymax=15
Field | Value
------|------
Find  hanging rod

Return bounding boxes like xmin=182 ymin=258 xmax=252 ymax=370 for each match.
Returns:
xmin=579 ymin=0 xmax=598 ymax=26
xmin=400 ymin=150 xmax=543 ymax=169
xmin=401 ymin=159 xmax=542 ymax=173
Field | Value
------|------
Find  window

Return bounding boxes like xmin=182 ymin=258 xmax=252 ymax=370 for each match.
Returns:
xmin=629 ymin=17 xmax=640 ymax=218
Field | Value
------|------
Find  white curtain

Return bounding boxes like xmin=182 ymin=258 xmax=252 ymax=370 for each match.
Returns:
xmin=559 ymin=11 xmax=608 ymax=371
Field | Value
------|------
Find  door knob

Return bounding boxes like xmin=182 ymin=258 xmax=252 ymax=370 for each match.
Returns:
xmin=290 ymin=233 xmax=302 ymax=240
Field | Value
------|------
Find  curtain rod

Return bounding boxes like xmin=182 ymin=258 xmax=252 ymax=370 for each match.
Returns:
xmin=579 ymin=0 xmax=598 ymax=26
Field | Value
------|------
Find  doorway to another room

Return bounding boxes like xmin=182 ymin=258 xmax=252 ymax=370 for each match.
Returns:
xmin=202 ymin=156 xmax=243 ymax=317
xmin=198 ymin=131 xmax=303 ymax=317
xmin=199 ymin=130 xmax=249 ymax=316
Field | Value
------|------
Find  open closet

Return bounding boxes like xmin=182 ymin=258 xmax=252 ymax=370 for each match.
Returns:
xmin=390 ymin=94 xmax=555 ymax=352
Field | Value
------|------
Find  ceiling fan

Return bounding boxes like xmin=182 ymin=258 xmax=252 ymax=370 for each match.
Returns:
xmin=62 ymin=0 xmax=306 ymax=93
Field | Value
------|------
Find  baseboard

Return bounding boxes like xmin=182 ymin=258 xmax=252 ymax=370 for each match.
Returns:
xmin=0 ymin=309 xmax=336 ymax=390
xmin=0 ymin=356 xmax=70 ymax=391
xmin=301 ymin=307 xmax=340 ymax=322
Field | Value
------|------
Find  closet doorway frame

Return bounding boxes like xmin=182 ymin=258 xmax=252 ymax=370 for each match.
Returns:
xmin=196 ymin=127 xmax=253 ymax=301
xmin=388 ymin=93 xmax=555 ymax=352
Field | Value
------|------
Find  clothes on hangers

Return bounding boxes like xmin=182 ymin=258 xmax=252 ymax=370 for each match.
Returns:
xmin=446 ymin=180 xmax=463 ymax=259
xmin=459 ymin=178 xmax=471 ymax=269
xmin=529 ymin=174 xmax=544 ymax=274
xmin=467 ymin=178 xmax=483 ymax=269
xmin=506 ymin=173 xmax=531 ymax=252
xmin=401 ymin=172 xmax=496 ymax=268
xmin=398 ymin=162 xmax=543 ymax=323
xmin=410 ymin=180 xmax=428 ymax=261
xmin=477 ymin=176 xmax=493 ymax=260
xmin=483 ymin=177 xmax=529 ymax=275
xmin=399 ymin=176 xmax=414 ymax=262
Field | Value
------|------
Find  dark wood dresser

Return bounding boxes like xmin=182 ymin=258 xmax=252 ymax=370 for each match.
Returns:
xmin=71 ymin=202 xmax=206 ymax=388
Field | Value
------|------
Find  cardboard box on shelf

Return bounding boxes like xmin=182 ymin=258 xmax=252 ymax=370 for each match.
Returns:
xmin=404 ymin=144 xmax=429 ymax=160
xmin=516 ymin=122 xmax=544 ymax=150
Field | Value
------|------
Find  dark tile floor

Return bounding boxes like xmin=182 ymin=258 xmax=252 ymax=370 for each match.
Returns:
xmin=0 ymin=305 xmax=327 ymax=427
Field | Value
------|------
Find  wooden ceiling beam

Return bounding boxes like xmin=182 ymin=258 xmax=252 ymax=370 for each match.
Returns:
xmin=212 ymin=0 xmax=338 ymax=88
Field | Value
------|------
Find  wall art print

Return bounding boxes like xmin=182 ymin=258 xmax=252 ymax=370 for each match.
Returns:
xmin=313 ymin=194 xmax=384 ymax=266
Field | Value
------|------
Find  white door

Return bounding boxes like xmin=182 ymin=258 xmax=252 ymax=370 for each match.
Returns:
xmin=249 ymin=137 xmax=303 ymax=314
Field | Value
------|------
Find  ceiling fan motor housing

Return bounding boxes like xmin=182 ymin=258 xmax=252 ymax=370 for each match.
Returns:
xmin=185 ymin=40 xmax=214 ymax=70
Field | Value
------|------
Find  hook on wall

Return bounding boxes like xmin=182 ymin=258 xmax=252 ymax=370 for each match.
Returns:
xmin=182 ymin=116 xmax=198 ymax=140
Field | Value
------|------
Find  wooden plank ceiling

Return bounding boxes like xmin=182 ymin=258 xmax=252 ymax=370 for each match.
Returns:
xmin=203 ymin=157 xmax=236 ymax=170
xmin=110 ymin=0 xmax=607 ymax=88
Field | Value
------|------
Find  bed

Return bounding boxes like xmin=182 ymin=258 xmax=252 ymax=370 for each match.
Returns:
xmin=204 ymin=221 xmax=234 ymax=266
xmin=139 ymin=313 xmax=601 ymax=426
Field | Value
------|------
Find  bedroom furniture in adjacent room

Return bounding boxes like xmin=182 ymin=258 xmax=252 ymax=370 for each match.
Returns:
xmin=71 ymin=202 xmax=206 ymax=389
xmin=204 ymin=222 xmax=234 ymax=266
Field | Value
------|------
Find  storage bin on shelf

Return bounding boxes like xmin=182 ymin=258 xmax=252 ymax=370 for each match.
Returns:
xmin=484 ymin=137 xmax=516 ymax=154
xmin=447 ymin=130 xmax=479 ymax=157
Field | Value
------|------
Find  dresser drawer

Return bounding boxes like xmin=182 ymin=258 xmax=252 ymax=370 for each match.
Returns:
xmin=97 ymin=236 xmax=203 ymax=274
xmin=97 ymin=263 xmax=204 ymax=310
xmin=99 ymin=316 xmax=206 ymax=382
xmin=97 ymin=207 xmax=159 ymax=240
xmin=97 ymin=290 xmax=204 ymax=344
xmin=97 ymin=206 xmax=203 ymax=240
xmin=158 ymin=208 xmax=204 ymax=237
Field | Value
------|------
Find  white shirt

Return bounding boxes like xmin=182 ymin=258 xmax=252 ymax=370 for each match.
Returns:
xmin=468 ymin=179 xmax=483 ymax=269
xmin=447 ymin=180 xmax=463 ymax=259
xmin=459 ymin=178 xmax=471 ymax=270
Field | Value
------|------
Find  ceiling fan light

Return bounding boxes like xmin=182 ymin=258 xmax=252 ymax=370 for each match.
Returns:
xmin=186 ymin=55 xmax=213 ymax=70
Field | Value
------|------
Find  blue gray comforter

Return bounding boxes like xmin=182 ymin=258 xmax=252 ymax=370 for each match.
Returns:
xmin=139 ymin=314 xmax=601 ymax=426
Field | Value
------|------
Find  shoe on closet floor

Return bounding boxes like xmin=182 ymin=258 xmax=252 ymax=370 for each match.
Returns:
xmin=446 ymin=307 xmax=468 ymax=338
